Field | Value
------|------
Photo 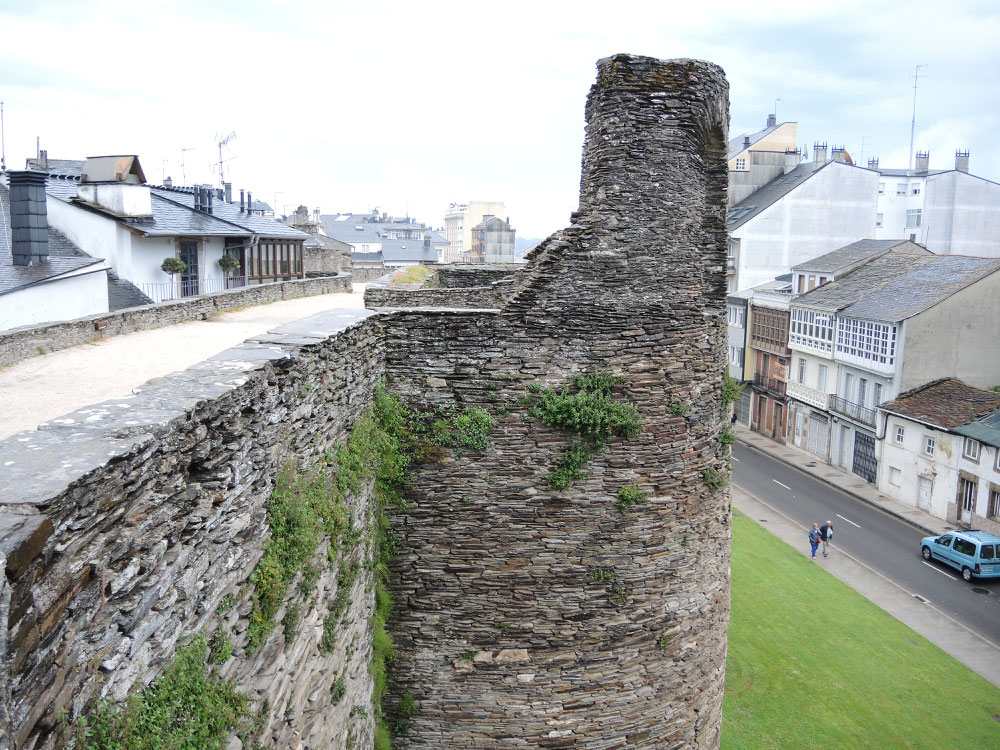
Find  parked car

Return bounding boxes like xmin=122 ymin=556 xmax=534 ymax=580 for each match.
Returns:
xmin=920 ymin=530 xmax=1000 ymax=581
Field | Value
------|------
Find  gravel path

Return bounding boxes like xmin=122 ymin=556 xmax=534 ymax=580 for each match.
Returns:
xmin=0 ymin=288 xmax=367 ymax=440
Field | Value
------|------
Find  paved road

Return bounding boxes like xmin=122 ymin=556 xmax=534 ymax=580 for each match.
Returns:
xmin=732 ymin=441 xmax=1000 ymax=647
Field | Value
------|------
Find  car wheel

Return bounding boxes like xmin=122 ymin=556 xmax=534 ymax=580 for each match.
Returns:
xmin=922 ymin=546 xmax=931 ymax=560
xmin=962 ymin=566 xmax=973 ymax=582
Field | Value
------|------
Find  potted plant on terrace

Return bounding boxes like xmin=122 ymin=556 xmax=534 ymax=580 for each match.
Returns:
xmin=218 ymin=253 xmax=241 ymax=289
xmin=160 ymin=256 xmax=186 ymax=300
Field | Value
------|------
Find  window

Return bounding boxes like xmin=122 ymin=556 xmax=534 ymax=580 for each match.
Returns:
xmin=836 ymin=317 xmax=898 ymax=367
xmin=905 ymin=209 xmax=922 ymax=228
xmin=963 ymin=437 xmax=981 ymax=461
xmin=817 ymin=364 xmax=828 ymax=392
xmin=729 ymin=345 xmax=744 ymax=367
xmin=845 ymin=373 xmax=854 ymax=400
xmin=875 ymin=213 xmax=883 ymax=228
xmin=890 ymin=467 xmax=902 ymax=486
xmin=728 ymin=305 xmax=745 ymax=327
xmin=735 ymin=158 xmax=746 ymax=170
xmin=912 ymin=185 xmax=921 ymax=195
xmin=858 ymin=378 xmax=868 ymax=406
xmin=894 ymin=425 xmax=905 ymax=445
xmin=924 ymin=436 xmax=935 ymax=456
xmin=873 ymin=382 xmax=882 ymax=406
xmin=954 ymin=537 xmax=976 ymax=556
xmin=896 ymin=182 xmax=907 ymax=196
xmin=878 ymin=182 xmax=885 ymax=195
xmin=990 ymin=489 xmax=1000 ymax=519
xmin=790 ymin=307 xmax=834 ymax=353
xmin=798 ymin=358 xmax=806 ymax=384
xmin=982 ymin=542 xmax=996 ymax=559
xmin=995 ymin=448 xmax=1000 ymax=472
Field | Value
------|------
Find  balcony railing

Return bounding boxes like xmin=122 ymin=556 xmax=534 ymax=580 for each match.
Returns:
xmin=727 ymin=257 xmax=736 ymax=269
xmin=753 ymin=374 xmax=787 ymax=397
xmin=138 ymin=275 xmax=250 ymax=303
xmin=786 ymin=381 xmax=828 ymax=409
xmin=828 ymin=395 xmax=876 ymax=427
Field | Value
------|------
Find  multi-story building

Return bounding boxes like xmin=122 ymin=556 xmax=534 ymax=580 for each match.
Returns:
xmin=727 ymin=114 xmax=800 ymax=208
xmin=469 ymin=215 xmax=516 ymax=263
xmin=747 ymin=276 xmax=793 ymax=442
xmin=879 ymin=380 xmax=1000 ymax=533
xmin=785 ymin=250 xmax=1000 ymax=483
xmin=871 ymin=151 xmax=1000 ymax=257
xmin=444 ymin=201 xmax=506 ymax=263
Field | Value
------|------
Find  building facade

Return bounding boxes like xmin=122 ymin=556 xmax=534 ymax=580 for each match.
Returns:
xmin=443 ymin=201 xmax=506 ymax=263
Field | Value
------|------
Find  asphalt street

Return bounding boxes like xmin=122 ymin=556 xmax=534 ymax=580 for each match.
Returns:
xmin=732 ymin=441 xmax=1000 ymax=647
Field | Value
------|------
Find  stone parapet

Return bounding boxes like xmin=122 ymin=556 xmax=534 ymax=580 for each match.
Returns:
xmin=0 ymin=273 xmax=353 ymax=369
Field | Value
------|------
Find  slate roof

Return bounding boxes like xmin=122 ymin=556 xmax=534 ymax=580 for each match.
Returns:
xmin=727 ymin=121 xmax=785 ymax=160
xmin=0 ymin=181 xmax=105 ymax=296
xmin=107 ymin=274 xmax=153 ymax=310
xmin=791 ymin=240 xmax=929 ymax=274
xmin=728 ymin=161 xmax=828 ymax=230
xmin=42 ymin=174 xmax=308 ymax=240
xmin=881 ymin=379 xmax=1000 ymax=433
xmin=321 ymin=213 xmax=449 ymax=249
xmin=25 ymin=158 xmax=85 ymax=176
xmin=791 ymin=252 xmax=1000 ymax=321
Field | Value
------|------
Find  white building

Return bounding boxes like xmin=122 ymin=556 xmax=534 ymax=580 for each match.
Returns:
xmin=727 ymin=114 xmax=800 ymax=208
xmin=879 ymin=380 xmax=1000 ymax=533
xmin=321 ymin=212 xmax=447 ymax=268
xmin=785 ymin=248 xmax=1000 ymax=482
xmin=872 ymin=151 xmax=1000 ymax=257
xmin=444 ymin=201 xmax=506 ymax=263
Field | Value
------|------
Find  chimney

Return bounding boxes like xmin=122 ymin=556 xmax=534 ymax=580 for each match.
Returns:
xmin=295 ymin=205 xmax=308 ymax=225
xmin=313 ymin=207 xmax=321 ymax=225
xmin=193 ymin=187 xmax=202 ymax=212
xmin=831 ymin=147 xmax=847 ymax=163
xmin=247 ymin=191 xmax=252 ymax=213
xmin=915 ymin=151 xmax=930 ymax=172
xmin=240 ymin=189 xmax=245 ymax=212
xmin=743 ymin=135 xmax=750 ymax=147
xmin=224 ymin=182 xmax=232 ymax=203
xmin=955 ymin=150 xmax=969 ymax=173
xmin=9 ymin=171 xmax=49 ymax=266
xmin=813 ymin=142 xmax=828 ymax=164
xmin=37 ymin=150 xmax=48 ymax=170
xmin=766 ymin=114 xmax=776 ymax=128
xmin=206 ymin=188 xmax=214 ymax=214
xmin=163 ymin=176 xmax=173 ymax=188
xmin=784 ymin=148 xmax=800 ymax=174
xmin=868 ymin=157 xmax=879 ymax=169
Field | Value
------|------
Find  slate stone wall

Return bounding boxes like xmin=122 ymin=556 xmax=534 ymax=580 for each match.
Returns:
xmin=375 ymin=54 xmax=731 ymax=748
xmin=0 ymin=274 xmax=352 ymax=369
xmin=430 ymin=264 xmax=522 ymax=288
xmin=0 ymin=309 xmax=383 ymax=750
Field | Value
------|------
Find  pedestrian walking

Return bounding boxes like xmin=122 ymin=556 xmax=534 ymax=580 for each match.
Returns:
xmin=808 ymin=523 xmax=821 ymax=559
xmin=818 ymin=520 xmax=834 ymax=557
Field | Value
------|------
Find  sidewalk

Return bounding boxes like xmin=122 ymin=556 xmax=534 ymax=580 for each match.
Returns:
xmin=734 ymin=423 xmax=952 ymax=536
xmin=733 ymin=424 xmax=1000 ymax=687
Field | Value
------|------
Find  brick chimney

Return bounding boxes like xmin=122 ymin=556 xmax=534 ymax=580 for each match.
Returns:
xmin=915 ymin=151 xmax=930 ymax=172
xmin=955 ymin=150 xmax=969 ymax=173
xmin=9 ymin=171 xmax=49 ymax=266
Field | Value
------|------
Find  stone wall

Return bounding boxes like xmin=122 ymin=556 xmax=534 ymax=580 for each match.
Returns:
xmin=0 ymin=274 xmax=352 ymax=369
xmin=371 ymin=54 xmax=732 ymax=747
xmin=0 ymin=309 xmax=383 ymax=749
xmin=429 ymin=264 xmax=522 ymax=288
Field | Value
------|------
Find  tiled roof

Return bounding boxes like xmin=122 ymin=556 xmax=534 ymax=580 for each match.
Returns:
xmin=791 ymin=239 xmax=929 ymax=274
xmin=881 ymin=379 xmax=1000 ymax=430
xmin=728 ymin=161 xmax=828 ymax=230
xmin=0 ymin=181 xmax=104 ymax=296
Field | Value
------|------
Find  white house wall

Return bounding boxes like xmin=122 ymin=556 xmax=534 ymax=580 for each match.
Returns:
xmin=0 ymin=268 xmax=109 ymax=331
xmin=899 ymin=271 xmax=1000 ymax=391
xmin=923 ymin=172 xmax=1000 ymax=257
xmin=46 ymin=197 xmax=119 ymax=270
xmin=733 ymin=163 xmax=879 ymax=290
xmin=878 ymin=416 xmax=957 ymax=521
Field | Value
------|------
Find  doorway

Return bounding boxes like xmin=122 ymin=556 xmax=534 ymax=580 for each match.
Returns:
xmin=179 ymin=241 xmax=199 ymax=297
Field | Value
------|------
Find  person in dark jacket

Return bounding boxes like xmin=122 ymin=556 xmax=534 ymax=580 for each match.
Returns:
xmin=809 ymin=523 xmax=822 ymax=559
xmin=818 ymin=520 xmax=834 ymax=557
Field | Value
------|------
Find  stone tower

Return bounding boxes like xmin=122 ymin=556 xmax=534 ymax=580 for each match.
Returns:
xmin=380 ymin=54 xmax=731 ymax=747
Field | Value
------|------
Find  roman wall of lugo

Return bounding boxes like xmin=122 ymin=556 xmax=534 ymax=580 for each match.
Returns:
xmin=0 ymin=53 xmax=731 ymax=749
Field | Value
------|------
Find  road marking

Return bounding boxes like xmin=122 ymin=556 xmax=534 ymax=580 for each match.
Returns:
xmin=922 ymin=561 xmax=959 ymax=580
xmin=837 ymin=514 xmax=860 ymax=528
xmin=732 ymin=457 xmax=740 ymax=462
xmin=772 ymin=479 xmax=791 ymax=490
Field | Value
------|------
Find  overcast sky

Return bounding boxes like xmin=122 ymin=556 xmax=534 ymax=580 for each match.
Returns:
xmin=1 ymin=0 xmax=997 ymax=238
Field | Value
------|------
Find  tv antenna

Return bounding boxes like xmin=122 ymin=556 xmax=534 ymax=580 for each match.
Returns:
xmin=908 ymin=64 xmax=927 ymax=171
xmin=216 ymin=131 xmax=236 ymax=186
xmin=180 ymin=147 xmax=195 ymax=185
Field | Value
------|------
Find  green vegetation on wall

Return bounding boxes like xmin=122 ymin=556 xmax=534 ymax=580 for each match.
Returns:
xmin=72 ymin=634 xmax=262 ymax=750
xmin=523 ymin=372 xmax=641 ymax=489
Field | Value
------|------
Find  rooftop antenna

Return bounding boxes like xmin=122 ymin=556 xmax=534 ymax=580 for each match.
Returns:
xmin=859 ymin=136 xmax=868 ymax=166
xmin=908 ymin=63 xmax=926 ymax=171
xmin=217 ymin=131 xmax=236 ymax=186
xmin=0 ymin=101 xmax=6 ymax=172
xmin=180 ymin=147 xmax=194 ymax=185
xmin=773 ymin=97 xmax=781 ymax=122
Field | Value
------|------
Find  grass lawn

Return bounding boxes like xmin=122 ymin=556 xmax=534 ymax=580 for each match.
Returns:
xmin=722 ymin=511 xmax=1000 ymax=748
